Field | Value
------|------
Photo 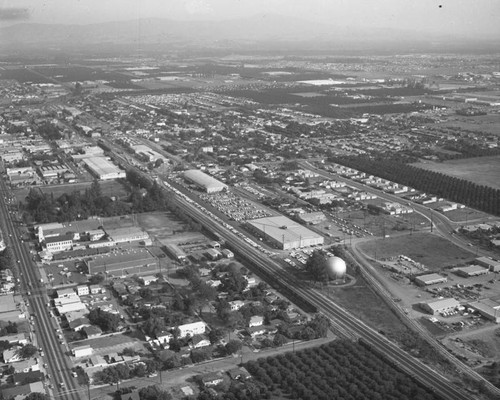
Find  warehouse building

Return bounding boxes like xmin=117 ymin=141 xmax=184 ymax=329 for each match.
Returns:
xmin=85 ymin=248 xmax=158 ymax=276
xmin=83 ymin=157 xmax=126 ymax=180
xmin=420 ymin=298 xmax=460 ymax=315
xmin=414 ymin=273 xmax=448 ymax=286
xmin=105 ymin=226 xmax=149 ymax=244
xmin=468 ymin=299 xmax=500 ymax=323
xmin=475 ymin=257 xmax=500 ymax=272
xmin=164 ymin=244 xmax=187 ymax=262
xmin=183 ymin=169 xmax=227 ymax=193
xmin=455 ymin=265 xmax=489 ymax=278
xmin=247 ymin=215 xmax=324 ymax=250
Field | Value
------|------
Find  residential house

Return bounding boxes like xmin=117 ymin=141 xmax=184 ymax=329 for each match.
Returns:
xmin=189 ymin=335 xmax=210 ymax=349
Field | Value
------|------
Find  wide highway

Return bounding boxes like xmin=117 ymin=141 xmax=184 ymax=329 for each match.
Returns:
xmin=160 ymin=178 xmax=482 ymax=400
xmin=0 ymin=177 xmax=82 ymax=400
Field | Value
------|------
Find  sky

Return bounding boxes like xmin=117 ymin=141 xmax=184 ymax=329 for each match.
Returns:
xmin=0 ymin=0 xmax=499 ymax=38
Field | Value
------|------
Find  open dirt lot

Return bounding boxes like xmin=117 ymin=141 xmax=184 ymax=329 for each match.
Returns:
xmin=358 ymin=232 xmax=476 ymax=270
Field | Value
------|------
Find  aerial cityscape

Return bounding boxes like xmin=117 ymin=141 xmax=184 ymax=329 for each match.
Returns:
xmin=0 ymin=1 xmax=500 ymax=400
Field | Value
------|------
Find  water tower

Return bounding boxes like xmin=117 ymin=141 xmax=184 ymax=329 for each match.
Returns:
xmin=325 ymin=256 xmax=347 ymax=281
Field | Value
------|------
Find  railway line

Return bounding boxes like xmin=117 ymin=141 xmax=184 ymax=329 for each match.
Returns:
xmin=160 ymin=178 xmax=478 ymax=400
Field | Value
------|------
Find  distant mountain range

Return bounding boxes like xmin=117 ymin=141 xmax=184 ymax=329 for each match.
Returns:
xmin=0 ymin=14 xmax=495 ymax=53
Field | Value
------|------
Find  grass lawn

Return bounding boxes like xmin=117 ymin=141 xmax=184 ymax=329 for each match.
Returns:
xmin=358 ymin=232 xmax=476 ymax=270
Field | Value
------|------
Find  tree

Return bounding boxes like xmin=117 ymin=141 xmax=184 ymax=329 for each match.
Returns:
xmin=273 ymin=333 xmax=288 ymax=347
xmin=225 ymin=339 xmax=243 ymax=355
xmin=16 ymin=344 xmax=37 ymax=359
xmin=88 ymin=274 xmax=105 ymax=285
xmin=307 ymin=314 xmax=330 ymax=338
xmin=208 ymin=328 xmax=226 ymax=345
xmin=305 ymin=251 xmax=328 ymax=282
xmin=88 ymin=308 xmax=121 ymax=332
xmin=23 ymin=394 xmax=49 ymax=400
xmin=139 ymin=385 xmax=172 ymax=400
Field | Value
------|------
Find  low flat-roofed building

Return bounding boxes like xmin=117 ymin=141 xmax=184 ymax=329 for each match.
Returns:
xmin=0 ymin=293 xmax=21 ymax=321
xmin=73 ymin=344 xmax=93 ymax=358
xmin=105 ymin=226 xmax=149 ymax=244
xmin=475 ymin=257 xmax=500 ymax=272
xmin=468 ymin=299 xmax=500 ymax=323
xmin=1 ymin=333 xmax=29 ymax=345
xmin=85 ymin=248 xmax=157 ymax=276
xmin=247 ymin=215 xmax=324 ymax=250
xmin=184 ymin=169 xmax=227 ymax=193
xmin=164 ymin=243 xmax=187 ymax=261
xmin=297 ymin=212 xmax=327 ymax=225
xmin=82 ymin=157 xmax=126 ymax=180
xmin=414 ymin=273 xmax=448 ymax=286
xmin=57 ymin=288 xmax=77 ymax=299
xmin=455 ymin=265 xmax=489 ymax=277
xmin=420 ymin=298 xmax=460 ymax=315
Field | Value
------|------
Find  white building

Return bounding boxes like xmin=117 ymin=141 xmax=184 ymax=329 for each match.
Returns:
xmin=177 ymin=321 xmax=207 ymax=338
xmin=76 ymin=285 xmax=89 ymax=296
xmin=73 ymin=345 xmax=93 ymax=358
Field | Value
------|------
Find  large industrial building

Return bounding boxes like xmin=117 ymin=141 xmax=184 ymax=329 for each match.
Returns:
xmin=184 ymin=170 xmax=227 ymax=193
xmin=420 ymin=298 xmax=460 ymax=315
xmin=455 ymin=265 xmax=489 ymax=278
xmin=85 ymin=248 xmax=158 ymax=277
xmin=475 ymin=257 xmax=500 ymax=272
xmin=83 ymin=157 xmax=126 ymax=180
xmin=414 ymin=273 xmax=448 ymax=286
xmin=468 ymin=299 xmax=500 ymax=323
xmin=247 ymin=215 xmax=324 ymax=250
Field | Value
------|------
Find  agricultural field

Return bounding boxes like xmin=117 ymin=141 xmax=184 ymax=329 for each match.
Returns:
xmin=412 ymin=156 xmax=500 ymax=190
xmin=244 ymin=340 xmax=441 ymax=400
xmin=358 ymin=232 xmax=476 ymax=270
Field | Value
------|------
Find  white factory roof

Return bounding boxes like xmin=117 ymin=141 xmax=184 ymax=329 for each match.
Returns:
xmin=184 ymin=169 xmax=227 ymax=190
xmin=423 ymin=298 xmax=460 ymax=311
xmin=248 ymin=215 xmax=322 ymax=244
xmin=83 ymin=157 xmax=122 ymax=176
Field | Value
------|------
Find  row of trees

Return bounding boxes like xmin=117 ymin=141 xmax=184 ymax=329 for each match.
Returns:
xmin=332 ymin=155 xmax=500 ymax=216
xmin=93 ymin=359 xmax=160 ymax=385
xmin=244 ymin=340 xmax=440 ymax=400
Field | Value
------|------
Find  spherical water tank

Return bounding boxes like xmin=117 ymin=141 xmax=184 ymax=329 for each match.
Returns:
xmin=325 ymin=256 xmax=347 ymax=279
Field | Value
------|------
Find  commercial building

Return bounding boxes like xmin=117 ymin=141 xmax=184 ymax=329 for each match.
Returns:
xmin=247 ymin=215 xmax=324 ymax=250
xmin=455 ymin=265 xmax=489 ymax=278
xmin=44 ymin=234 xmax=73 ymax=253
xmin=420 ymin=298 xmax=460 ymax=315
xmin=475 ymin=257 xmax=500 ymax=272
xmin=184 ymin=169 xmax=227 ymax=193
xmin=414 ymin=273 xmax=448 ymax=287
xmin=82 ymin=157 xmax=126 ymax=180
xmin=73 ymin=345 xmax=93 ymax=358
